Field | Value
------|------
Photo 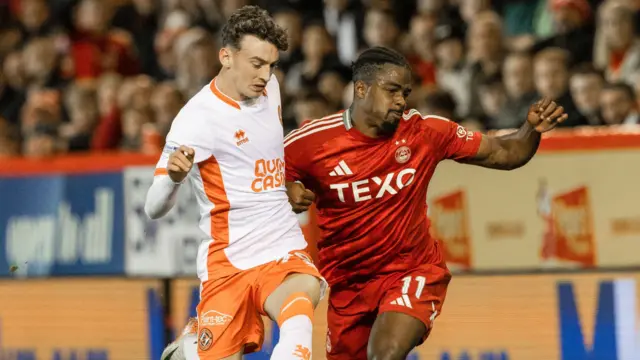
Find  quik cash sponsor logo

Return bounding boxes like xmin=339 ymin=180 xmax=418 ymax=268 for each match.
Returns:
xmin=251 ymin=158 xmax=285 ymax=193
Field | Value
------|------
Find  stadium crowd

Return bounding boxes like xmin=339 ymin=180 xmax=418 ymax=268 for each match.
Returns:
xmin=0 ymin=0 xmax=638 ymax=158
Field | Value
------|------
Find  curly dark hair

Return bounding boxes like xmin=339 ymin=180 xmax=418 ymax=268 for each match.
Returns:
xmin=221 ymin=5 xmax=288 ymax=52
xmin=352 ymin=46 xmax=410 ymax=84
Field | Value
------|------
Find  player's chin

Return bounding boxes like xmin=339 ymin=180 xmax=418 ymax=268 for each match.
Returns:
xmin=379 ymin=118 xmax=399 ymax=135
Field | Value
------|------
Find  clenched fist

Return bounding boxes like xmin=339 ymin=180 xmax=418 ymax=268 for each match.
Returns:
xmin=168 ymin=145 xmax=195 ymax=183
xmin=286 ymin=182 xmax=316 ymax=213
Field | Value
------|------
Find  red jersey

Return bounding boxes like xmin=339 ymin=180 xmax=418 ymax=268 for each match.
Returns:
xmin=284 ymin=109 xmax=482 ymax=287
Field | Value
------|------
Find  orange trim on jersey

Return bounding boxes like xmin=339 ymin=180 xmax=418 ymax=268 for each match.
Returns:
xmin=198 ymin=156 xmax=232 ymax=272
xmin=209 ymin=78 xmax=241 ymax=110
xmin=154 ymin=168 xmax=168 ymax=176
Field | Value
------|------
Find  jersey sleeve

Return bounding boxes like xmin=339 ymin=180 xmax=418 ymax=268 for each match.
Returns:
xmin=284 ymin=139 xmax=308 ymax=183
xmin=154 ymin=108 xmax=214 ymax=176
xmin=419 ymin=114 xmax=483 ymax=161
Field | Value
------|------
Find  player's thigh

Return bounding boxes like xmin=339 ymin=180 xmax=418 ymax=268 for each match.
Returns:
xmin=217 ymin=348 xmax=244 ymax=360
xmin=367 ymin=311 xmax=425 ymax=360
xmin=258 ymin=251 xmax=325 ymax=319
xmin=325 ymin=287 xmax=377 ymax=360
xmin=375 ymin=264 xmax=452 ymax=346
xmin=196 ymin=275 xmax=263 ymax=359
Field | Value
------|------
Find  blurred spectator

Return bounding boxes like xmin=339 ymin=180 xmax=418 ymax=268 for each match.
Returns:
xmin=533 ymin=47 xmax=585 ymax=126
xmin=92 ymin=73 xmax=124 ymax=150
xmin=434 ymin=21 xmax=471 ymax=118
xmin=120 ymin=107 xmax=152 ymax=151
xmin=532 ymin=0 xmax=595 ymax=66
xmin=0 ymin=117 xmax=19 ymax=157
xmin=419 ymin=89 xmax=458 ymax=120
xmin=22 ymin=36 xmax=65 ymax=89
xmin=363 ymin=8 xmax=400 ymax=50
xmin=342 ymin=81 xmax=354 ymax=109
xmin=493 ymin=52 xmax=537 ymax=129
xmin=323 ymin=0 xmax=364 ymax=65
xmin=600 ymin=82 xmax=639 ymax=126
xmin=68 ymin=0 xmax=139 ymax=80
xmin=569 ymin=63 xmax=605 ymax=125
xmin=111 ymin=0 xmax=161 ymax=78
xmin=477 ymin=73 xmax=507 ymax=129
xmin=466 ymin=11 xmax=504 ymax=118
xmin=0 ymin=56 xmax=26 ymax=124
xmin=60 ymin=84 xmax=98 ymax=151
xmin=406 ymin=14 xmax=437 ymax=88
xmin=286 ymin=23 xmax=343 ymax=96
xmin=595 ymin=1 xmax=640 ymax=85
xmin=22 ymin=122 xmax=59 ymax=158
xmin=175 ymin=32 xmax=219 ymax=98
xmin=151 ymin=81 xmax=184 ymax=137
xmin=293 ymin=89 xmax=331 ymax=129
xmin=15 ymin=0 xmax=59 ymax=44
xmin=317 ymin=70 xmax=348 ymax=112
xmin=459 ymin=0 xmax=492 ymax=26
xmin=273 ymin=8 xmax=303 ymax=73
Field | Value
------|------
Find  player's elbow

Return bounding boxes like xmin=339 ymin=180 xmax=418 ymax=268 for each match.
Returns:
xmin=144 ymin=194 xmax=170 ymax=220
xmin=144 ymin=201 xmax=163 ymax=220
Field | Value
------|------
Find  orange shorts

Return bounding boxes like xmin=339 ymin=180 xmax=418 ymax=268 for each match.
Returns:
xmin=196 ymin=250 xmax=323 ymax=359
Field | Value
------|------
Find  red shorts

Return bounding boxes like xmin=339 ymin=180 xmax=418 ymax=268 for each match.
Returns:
xmin=325 ymin=262 xmax=451 ymax=360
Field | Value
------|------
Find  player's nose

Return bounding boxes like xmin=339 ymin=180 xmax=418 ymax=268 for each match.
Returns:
xmin=394 ymin=95 xmax=406 ymax=110
xmin=258 ymin=67 xmax=271 ymax=84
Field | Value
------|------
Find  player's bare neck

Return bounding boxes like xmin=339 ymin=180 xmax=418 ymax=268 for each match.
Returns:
xmin=351 ymin=105 xmax=383 ymax=138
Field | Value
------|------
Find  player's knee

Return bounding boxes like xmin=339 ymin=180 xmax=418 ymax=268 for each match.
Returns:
xmin=367 ymin=338 xmax=411 ymax=360
xmin=284 ymin=273 xmax=322 ymax=307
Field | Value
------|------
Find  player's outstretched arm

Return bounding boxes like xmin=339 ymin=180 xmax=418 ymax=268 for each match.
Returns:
xmin=462 ymin=97 xmax=567 ymax=170
xmin=144 ymin=146 xmax=195 ymax=219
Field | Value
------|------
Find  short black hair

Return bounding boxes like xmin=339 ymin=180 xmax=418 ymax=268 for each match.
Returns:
xmin=221 ymin=5 xmax=288 ymax=51
xmin=603 ymin=82 xmax=636 ymax=101
xmin=478 ymin=72 xmax=503 ymax=88
xmin=570 ymin=62 xmax=604 ymax=79
xmin=352 ymin=46 xmax=411 ymax=83
xmin=296 ymin=87 xmax=329 ymax=104
xmin=424 ymin=90 xmax=457 ymax=114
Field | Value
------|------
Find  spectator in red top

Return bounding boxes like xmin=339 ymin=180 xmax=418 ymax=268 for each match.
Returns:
xmin=68 ymin=0 xmax=139 ymax=80
xmin=595 ymin=1 xmax=640 ymax=86
xmin=406 ymin=14 xmax=437 ymax=87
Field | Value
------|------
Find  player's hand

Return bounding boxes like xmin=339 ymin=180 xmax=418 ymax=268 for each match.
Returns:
xmin=527 ymin=97 xmax=569 ymax=133
xmin=168 ymin=145 xmax=195 ymax=183
xmin=287 ymin=182 xmax=315 ymax=213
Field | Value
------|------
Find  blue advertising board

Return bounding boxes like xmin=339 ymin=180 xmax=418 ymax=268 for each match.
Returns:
xmin=0 ymin=173 xmax=125 ymax=276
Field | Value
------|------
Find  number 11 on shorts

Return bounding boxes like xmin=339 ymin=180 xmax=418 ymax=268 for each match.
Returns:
xmin=390 ymin=276 xmax=426 ymax=308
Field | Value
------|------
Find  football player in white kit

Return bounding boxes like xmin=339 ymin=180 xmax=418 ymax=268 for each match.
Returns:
xmin=146 ymin=5 xmax=324 ymax=360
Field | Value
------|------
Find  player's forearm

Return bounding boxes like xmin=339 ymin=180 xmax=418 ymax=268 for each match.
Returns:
xmin=490 ymin=122 xmax=541 ymax=170
xmin=144 ymin=175 xmax=182 ymax=219
xmin=469 ymin=122 xmax=541 ymax=170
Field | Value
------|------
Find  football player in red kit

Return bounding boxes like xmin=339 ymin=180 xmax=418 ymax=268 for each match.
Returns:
xmin=284 ymin=47 xmax=567 ymax=360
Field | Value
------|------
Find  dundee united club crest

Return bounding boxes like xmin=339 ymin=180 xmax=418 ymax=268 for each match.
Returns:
xmin=198 ymin=328 xmax=213 ymax=351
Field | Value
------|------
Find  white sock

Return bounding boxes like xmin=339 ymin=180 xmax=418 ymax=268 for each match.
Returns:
xmin=270 ymin=314 xmax=313 ymax=359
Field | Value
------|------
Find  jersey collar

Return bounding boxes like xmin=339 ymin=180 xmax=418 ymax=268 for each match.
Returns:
xmin=342 ymin=108 xmax=353 ymax=130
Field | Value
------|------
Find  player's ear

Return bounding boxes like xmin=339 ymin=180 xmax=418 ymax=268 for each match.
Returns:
xmin=354 ymin=80 xmax=368 ymax=100
xmin=219 ymin=47 xmax=232 ymax=69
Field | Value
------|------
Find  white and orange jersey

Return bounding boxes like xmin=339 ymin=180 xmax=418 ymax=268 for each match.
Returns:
xmin=154 ymin=75 xmax=306 ymax=281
